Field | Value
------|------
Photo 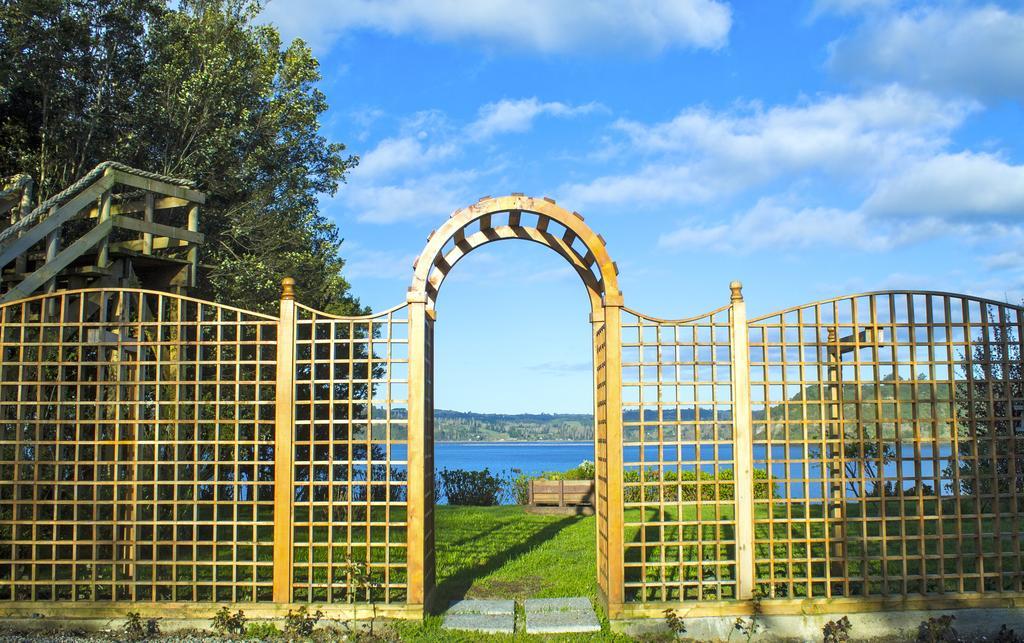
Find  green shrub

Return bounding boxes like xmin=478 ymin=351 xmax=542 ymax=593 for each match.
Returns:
xmin=244 ymin=621 xmax=281 ymax=639
xmin=623 ymin=467 xmax=773 ymax=503
xmin=438 ymin=468 xmax=507 ymax=505
xmin=510 ymin=468 xmax=531 ymax=505
xmin=545 ymin=460 xmax=595 ymax=481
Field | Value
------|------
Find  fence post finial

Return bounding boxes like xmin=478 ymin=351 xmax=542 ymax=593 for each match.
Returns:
xmin=730 ymin=280 xmax=743 ymax=302
xmin=281 ymin=277 xmax=296 ymax=300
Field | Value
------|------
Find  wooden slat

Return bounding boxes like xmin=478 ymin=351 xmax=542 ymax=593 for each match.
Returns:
xmin=111 ymin=215 xmax=204 ymax=244
xmin=107 ymin=169 xmax=206 ymax=204
xmin=0 ymin=219 xmax=113 ymax=303
xmin=0 ymin=175 xmax=114 ymax=269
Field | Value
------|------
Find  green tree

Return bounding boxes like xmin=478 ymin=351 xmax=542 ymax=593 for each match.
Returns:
xmin=951 ymin=316 xmax=1022 ymax=500
xmin=0 ymin=0 xmax=362 ymax=314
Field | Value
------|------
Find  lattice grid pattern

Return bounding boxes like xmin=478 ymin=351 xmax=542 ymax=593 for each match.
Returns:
xmin=291 ymin=303 xmax=410 ymax=603
xmin=621 ymin=306 xmax=737 ymax=602
xmin=0 ymin=289 xmax=278 ymax=602
xmin=594 ymin=322 xmax=610 ymax=596
xmin=749 ymin=292 xmax=1024 ymax=599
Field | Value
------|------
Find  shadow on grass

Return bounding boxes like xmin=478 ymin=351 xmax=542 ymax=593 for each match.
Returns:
xmin=431 ymin=513 xmax=585 ymax=614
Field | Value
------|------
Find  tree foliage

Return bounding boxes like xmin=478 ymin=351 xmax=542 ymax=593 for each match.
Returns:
xmin=0 ymin=0 xmax=362 ymax=313
xmin=952 ymin=318 xmax=1022 ymax=499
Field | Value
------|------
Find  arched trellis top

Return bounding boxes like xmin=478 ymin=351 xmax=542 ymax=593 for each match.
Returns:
xmin=408 ymin=195 xmax=622 ymax=314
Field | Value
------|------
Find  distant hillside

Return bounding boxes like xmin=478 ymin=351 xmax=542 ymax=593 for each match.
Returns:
xmin=435 ymin=409 xmax=593 ymax=442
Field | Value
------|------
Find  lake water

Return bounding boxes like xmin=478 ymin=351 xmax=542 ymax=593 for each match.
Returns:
xmin=426 ymin=441 xmax=594 ymax=505
xmin=436 ymin=441 xmax=594 ymax=477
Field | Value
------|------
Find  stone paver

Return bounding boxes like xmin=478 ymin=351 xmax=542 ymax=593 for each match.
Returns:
xmin=442 ymin=612 xmax=515 ymax=634
xmin=524 ymin=597 xmax=593 ymax=612
xmin=524 ymin=596 xmax=601 ymax=634
xmin=446 ymin=598 xmax=515 ymax=615
xmin=442 ymin=599 xmax=516 ymax=635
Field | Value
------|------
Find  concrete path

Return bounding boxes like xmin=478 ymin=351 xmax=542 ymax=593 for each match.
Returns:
xmin=441 ymin=597 xmax=600 ymax=635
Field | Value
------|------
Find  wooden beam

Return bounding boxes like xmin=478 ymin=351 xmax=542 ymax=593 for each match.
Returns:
xmin=111 ymin=238 xmax=191 ymax=253
xmin=84 ymin=195 xmax=191 ymax=218
xmin=0 ymin=175 xmax=114 ymax=270
xmin=406 ymin=298 xmax=428 ymax=606
xmin=108 ymin=169 xmax=206 ymax=204
xmin=603 ymin=301 xmax=625 ymax=609
xmin=44 ymin=223 xmax=60 ymax=294
xmin=97 ymin=190 xmax=111 ymax=268
xmin=272 ymin=279 xmax=297 ymax=603
xmin=187 ymin=204 xmax=199 ymax=287
xmin=143 ymin=193 xmax=155 ymax=255
xmin=111 ymin=215 xmax=204 ymax=244
xmin=0 ymin=219 xmax=113 ymax=303
xmin=730 ymin=281 xmax=755 ymax=600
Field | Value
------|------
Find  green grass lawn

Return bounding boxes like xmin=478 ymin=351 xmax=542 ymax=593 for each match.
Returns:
xmin=393 ymin=505 xmax=635 ymax=642
xmin=433 ymin=505 xmax=597 ymax=605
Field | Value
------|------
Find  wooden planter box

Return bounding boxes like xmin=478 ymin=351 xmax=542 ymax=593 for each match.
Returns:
xmin=526 ymin=479 xmax=595 ymax=515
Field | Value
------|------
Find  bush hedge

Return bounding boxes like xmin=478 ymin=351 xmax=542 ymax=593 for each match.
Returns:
xmin=623 ymin=467 xmax=773 ymax=503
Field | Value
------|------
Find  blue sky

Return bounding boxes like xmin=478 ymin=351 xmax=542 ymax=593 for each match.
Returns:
xmin=263 ymin=0 xmax=1024 ymax=414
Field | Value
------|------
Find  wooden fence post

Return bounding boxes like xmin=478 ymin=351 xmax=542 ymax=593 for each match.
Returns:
xmin=406 ymin=293 xmax=428 ymax=609
xmin=97 ymin=189 xmax=112 ymax=268
xmin=273 ymin=277 xmax=297 ymax=603
xmin=187 ymin=204 xmax=200 ymax=287
xmin=730 ymin=281 xmax=756 ymax=601
xmin=603 ymin=296 xmax=625 ymax=612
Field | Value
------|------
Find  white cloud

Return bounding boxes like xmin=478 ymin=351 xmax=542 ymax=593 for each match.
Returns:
xmin=343 ymin=244 xmax=418 ymax=280
xmin=863 ymin=153 xmax=1024 ymax=217
xmin=811 ymin=0 xmax=897 ymax=18
xmin=654 ymin=188 xmax=1024 ymax=257
xmin=984 ymin=251 xmax=1024 ymax=272
xmin=346 ymin=170 xmax=478 ymax=224
xmin=357 ymin=136 xmax=457 ymax=180
xmin=468 ymin=98 xmax=602 ymax=140
xmin=563 ymin=86 xmax=975 ymax=208
xmin=563 ymin=164 xmax=720 ymax=208
xmin=263 ymin=0 xmax=731 ymax=54
xmin=658 ymin=199 xmax=898 ymax=252
xmin=829 ymin=5 xmax=1024 ymax=101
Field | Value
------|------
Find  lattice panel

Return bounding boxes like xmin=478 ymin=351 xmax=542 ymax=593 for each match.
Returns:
xmin=291 ymin=303 xmax=410 ymax=603
xmin=0 ymin=289 xmax=278 ymax=602
xmin=749 ymin=292 xmax=1024 ymax=599
xmin=594 ymin=322 xmax=609 ymax=596
xmin=621 ymin=306 xmax=737 ymax=602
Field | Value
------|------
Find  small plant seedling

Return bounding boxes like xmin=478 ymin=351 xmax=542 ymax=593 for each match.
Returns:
xmin=663 ymin=608 xmax=686 ymax=639
xmin=994 ymin=624 xmax=1024 ymax=643
xmin=730 ymin=597 xmax=764 ymax=642
xmin=823 ymin=615 xmax=852 ymax=643
xmin=337 ymin=551 xmax=383 ymax=636
xmin=211 ymin=606 xmax=247 ymax=636
xmin=121 ymin=612 xmax=160 ymax=641
xmin=284 ymin=605 xmax=324 ymax=638
xmin=916 ymin=614 xmax=959 ymax=643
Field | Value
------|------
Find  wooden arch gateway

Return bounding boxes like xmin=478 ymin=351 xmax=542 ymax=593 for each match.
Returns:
xmin=403 ymin=195 xmax=627 ymax=611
